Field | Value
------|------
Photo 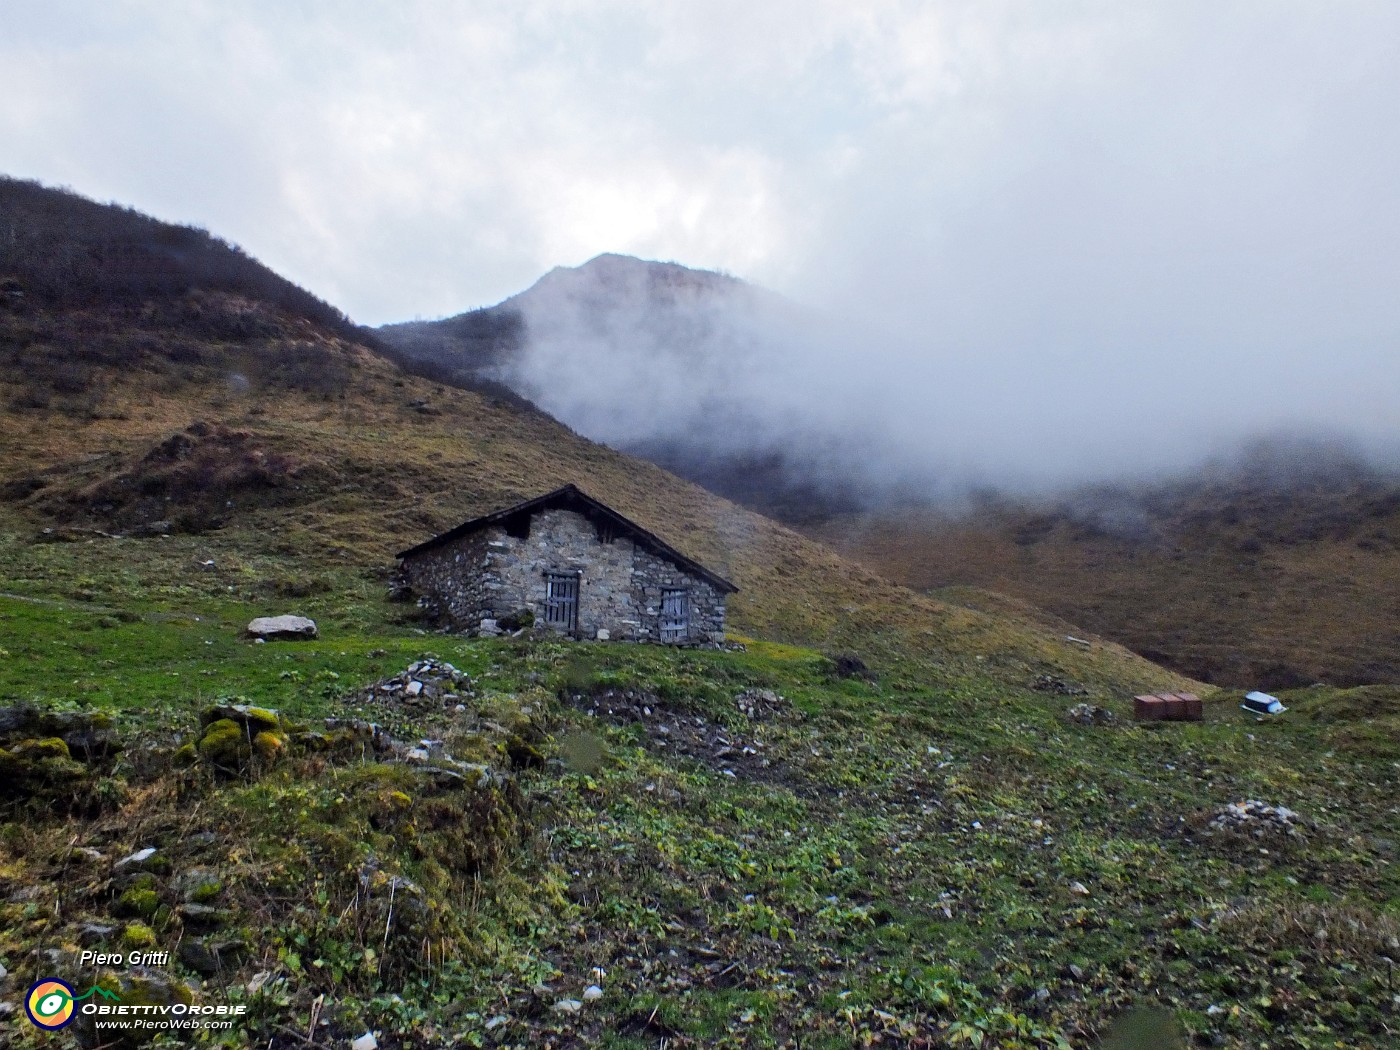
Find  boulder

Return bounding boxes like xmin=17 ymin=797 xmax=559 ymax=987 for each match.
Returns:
xmin=246 ymin=615 xmax=318 ymax=640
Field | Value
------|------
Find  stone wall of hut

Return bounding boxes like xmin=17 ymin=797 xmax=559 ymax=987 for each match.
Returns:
xmin=397 ymin=507 xmax=727 ymax=643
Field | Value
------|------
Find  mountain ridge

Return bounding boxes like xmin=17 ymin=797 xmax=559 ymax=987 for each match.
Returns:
xmin=3 ymin=175 xmax=1397 ymax=1050
xmin=0 ymin=176 xmax=1183 ymax=697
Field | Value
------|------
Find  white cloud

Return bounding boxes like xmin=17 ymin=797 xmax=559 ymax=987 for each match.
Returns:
xmin=1 ymin=1 xmax=1398 ymax=480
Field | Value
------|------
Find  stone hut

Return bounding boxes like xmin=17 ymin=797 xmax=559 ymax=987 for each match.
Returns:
xmin=394 ymin=485 xmax=737 ymax=643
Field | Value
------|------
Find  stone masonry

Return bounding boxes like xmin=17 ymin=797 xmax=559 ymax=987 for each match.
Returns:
xmin=397 ymin=502 xmax=730 ymax=644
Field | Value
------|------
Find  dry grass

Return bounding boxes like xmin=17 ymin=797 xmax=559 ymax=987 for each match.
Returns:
xmin=0 ymin=298 xmax=1192 ymax=700
xmin=814 ymin=490 xmax=1400 ymax=689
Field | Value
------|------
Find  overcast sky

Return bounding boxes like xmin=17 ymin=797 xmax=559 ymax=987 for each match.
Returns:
xmin=3 ymin=2 xmax=1398 ymax=481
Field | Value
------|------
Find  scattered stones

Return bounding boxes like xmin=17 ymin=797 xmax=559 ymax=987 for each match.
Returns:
xmin=77 ymin=922 xmax=118 ymax=945
xmin=0 ymin=706 xmax=118 ymax=799
xmin=1032 ymin=674 xmax=1088 ymax=696
xmin=1205 ymin=800 xmax=1305 ymax=839
xmin=352 ymin=658 xmax=474 ymax=711
xmin=734 ymin=689 xmax=787 ymax=720
xmin=246 ymin=615 xmax=318 ymax=640
xmin=1065 ymin=703 xmax=1115 ymax=726
xmin=0 ymin=707 xmax=121 ymax=759
xmin=575 ymin=688 xmax=783 ymax=783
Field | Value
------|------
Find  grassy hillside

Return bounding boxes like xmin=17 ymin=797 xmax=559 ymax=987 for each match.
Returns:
xmin=0 ymin=287 xmax=1185 ymax=700
xmin=813 ymin=462 xmax=1400 ymax=690
xmin=1 ymin=182 xmax=1396 ymax=1049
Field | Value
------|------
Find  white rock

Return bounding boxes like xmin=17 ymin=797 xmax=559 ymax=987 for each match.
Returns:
xmin=246 ymin=615 xmax=318 ymax=640
xmin=245 ymin=971 xmax=273 ymax=995
xmin=351 ymin=1033 xmax=378 ymax=1050
xmin=115 ymin=848 xmax=158 ymax=870
xmin=1069 ymin=881 xmax=1090 ymax=896
xmin=405 ymin=748 xmax=430 ymax=763
xmin=595 ymin=628 xmax=610 ymax=641
xmin=554 ymin=999 xmax=583 ymax=1014
xmin=405 ymin=680 xmax=423 ymax=696
xmin=583 ymin=985 xmax=603 ymax=1001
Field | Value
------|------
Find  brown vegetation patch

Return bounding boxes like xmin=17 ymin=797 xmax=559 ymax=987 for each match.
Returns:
xmin=567 ymin=687 xmax=791 ymax=785
xmin=37 ymin=422 xmax=331 ymax=534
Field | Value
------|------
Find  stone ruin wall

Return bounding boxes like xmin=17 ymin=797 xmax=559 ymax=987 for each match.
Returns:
xmin=399 ymin=507 xmax=727 ymax=643
xmin=395 ymin=529 xmax=496 ymax=631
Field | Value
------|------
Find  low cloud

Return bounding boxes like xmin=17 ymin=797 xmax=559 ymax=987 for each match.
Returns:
xmin=3 ymin=2 xmax=1397 ymax=489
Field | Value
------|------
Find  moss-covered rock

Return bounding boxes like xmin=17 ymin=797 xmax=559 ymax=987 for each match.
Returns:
xmin=121 ymin=922 xmax=158 ymax=950
xmin=196 ymin=718 xmax=245 ymax=765
xmin=116 ymin=886 xmax=161 ymax=919
xmin=195 ymin=705 xmax=289 ymax=775
xmin=0 ymin=706 xmax=119 ymax=759
xmin=0 ymin=737 xmax=89 ymax=799
xmin=202 ymin=703 xmax=281 ymax=734
xmin=12 ymin=736 xmax=72 ymax=760
xmin=251 ymin=729 xmax=285 ymax=761
xmin=176 ymin=868 xmax=223 ymax=904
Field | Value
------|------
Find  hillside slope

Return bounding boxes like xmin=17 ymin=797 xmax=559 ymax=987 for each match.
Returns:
xmin=813 ymin=445 xmax=1400 ymax=689
xmin=2 ymin=180 xmax=1397 ymax=1050
xmin=0 ymin=292 xmax=1181 ymax=701
xmin=379 ymin=249 xmax=1400 ymax=689
xmin=0 ymin=182 xmax=1188 ymax=697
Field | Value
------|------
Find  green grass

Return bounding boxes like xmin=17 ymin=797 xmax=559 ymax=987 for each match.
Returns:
xmin=0 ymin=294 xmax=1390 ymax=1047
xmin=1 ymin=526 xmax=1397 ymax=1048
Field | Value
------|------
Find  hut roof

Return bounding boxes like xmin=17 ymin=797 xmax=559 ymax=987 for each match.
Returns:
xmin=396 ymin=484 xmax=738 ymax=594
